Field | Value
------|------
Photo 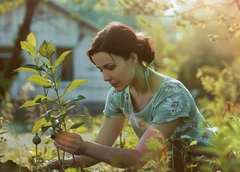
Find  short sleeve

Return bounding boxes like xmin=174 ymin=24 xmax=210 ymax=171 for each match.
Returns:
xmin=152 ymin=80 xmax=192 ymax=124
xmin=103 ymin=87 xmax=125 ymax=119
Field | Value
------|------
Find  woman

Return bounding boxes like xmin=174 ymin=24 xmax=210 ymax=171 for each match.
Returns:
xmin=47 ymin=22 xmax=215 ymax=171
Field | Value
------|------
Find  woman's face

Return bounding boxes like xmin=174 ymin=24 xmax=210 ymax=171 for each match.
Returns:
xmin=92 ymin=52 xmax=136 ymax=92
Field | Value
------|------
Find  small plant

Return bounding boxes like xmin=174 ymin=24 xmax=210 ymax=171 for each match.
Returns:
xmin=0 ymin=117 xmax=8 ymax=159
xmin=167 ymin=137 xmax=199 ymax=172
xmin=140 ymin=134 xmax=169 ymax=172
xmin=15 ymin=33 xmax=87 ymax=171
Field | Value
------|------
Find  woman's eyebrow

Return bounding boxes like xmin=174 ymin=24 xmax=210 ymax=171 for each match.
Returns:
xmin=96 ymin=63 xmax=115 ymax=69
xmin=108 ymin=53 xmax=116 ymax=64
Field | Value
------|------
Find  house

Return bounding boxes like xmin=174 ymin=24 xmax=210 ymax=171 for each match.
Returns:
xmin=0 ymin=0 xmax=111 ymax=116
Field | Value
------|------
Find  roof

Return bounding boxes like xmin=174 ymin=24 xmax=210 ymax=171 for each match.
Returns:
xmin=46 ymin=0 xmax=102 ymax=32
xmin=48 ymin=0 xmax=137 ymax=31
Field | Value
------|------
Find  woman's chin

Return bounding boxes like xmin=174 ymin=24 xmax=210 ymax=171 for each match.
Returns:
xmin=113 ymin=85 xmax=128 ymax=92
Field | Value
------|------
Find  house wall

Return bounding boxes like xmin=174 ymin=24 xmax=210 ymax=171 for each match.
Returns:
xmin=0 ymin=1 xmax=111 ymax=114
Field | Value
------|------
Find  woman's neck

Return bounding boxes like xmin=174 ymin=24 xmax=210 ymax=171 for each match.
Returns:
xmin=130 ymin=66 xmax=149 ymax=95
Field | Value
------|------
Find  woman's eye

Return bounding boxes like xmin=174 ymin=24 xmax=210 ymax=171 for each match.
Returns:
xmin=98 ymin=65 xmax=115 ymax=72
xmin=108 ymin=66 xmax=115 ymax=70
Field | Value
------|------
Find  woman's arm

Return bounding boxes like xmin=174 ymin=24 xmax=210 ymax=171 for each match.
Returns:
xmin=54 ymin=118 xmax=180 ymax=169
xmin=81 ymin=119 xmax=180 ymax=168
xmin=54 ymin=116 xmax=127 ymax=168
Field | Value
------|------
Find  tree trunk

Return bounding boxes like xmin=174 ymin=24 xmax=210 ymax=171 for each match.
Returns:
xmin=0 ymin=0 xmax=40 ymax=97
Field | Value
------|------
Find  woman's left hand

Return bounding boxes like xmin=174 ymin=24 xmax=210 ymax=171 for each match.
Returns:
xmin=52 ymin=130 xmax=86 ymax=155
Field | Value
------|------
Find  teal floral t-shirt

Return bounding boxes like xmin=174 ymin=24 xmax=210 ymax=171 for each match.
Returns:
xmin=103 ymin=77 xmax=214 ymax=145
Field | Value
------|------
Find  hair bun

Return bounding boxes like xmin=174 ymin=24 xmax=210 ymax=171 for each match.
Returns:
xmin=135 ymin=37 xmax=155 ymax=64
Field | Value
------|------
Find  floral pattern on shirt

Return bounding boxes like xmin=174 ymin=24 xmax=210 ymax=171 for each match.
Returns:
xmin=163 ymin=95 xmax=184 ymax=115
xmin=164 ymin=82 xmax=182 ymax=93
xmin=104 ymin=77 xmax=215 ymax=146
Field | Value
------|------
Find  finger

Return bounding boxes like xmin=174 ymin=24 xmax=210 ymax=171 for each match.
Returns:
xmin=55 ymin=130 xmax=75 ymax=140
xmin=54 ymin=132 xmax=80 ymax=147
xmin=57 ymin=130 xmax=80 ymax=139
xmin=54 ymin=141 xmax=76 ymax=154
xmin=54 ymin=134 xmax=75 ymax=146
xmin=56 ymin=129 xmax=68 ymax=134
xmin=51 ymin=134 xmax=55 ymax=139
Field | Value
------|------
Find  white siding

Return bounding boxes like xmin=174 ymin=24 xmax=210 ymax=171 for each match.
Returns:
xmin=0 ymin=1 xmax=110 ymax=104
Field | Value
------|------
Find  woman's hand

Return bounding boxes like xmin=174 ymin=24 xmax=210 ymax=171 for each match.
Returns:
xmin=52 ymin=130 xmax=86 ymax=155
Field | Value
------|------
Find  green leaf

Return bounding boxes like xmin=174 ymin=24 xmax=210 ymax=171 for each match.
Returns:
xmin=42 ymin=73 xmax=50 ymax=79
xmin=66 ymin=105 xmax=76 ymax=113
xmin=35 ymin=97 xmax=42 ymax=104
xmin=41 ymin=60 xmax=52 ymax=69
xmin=22 ymin=64 xmax=45 ymax=71
xmin=20 ymin=41 xmax=35 ymax=58
xmin=13 ymin=67 xmax=38 ymax=73
xmin=13 ymin=64 xmax=45 ymax=73
xmin=63 ymin=95 xmax=86 ymax=106
xmin=63 ymin=79 xmax=87 ymax=95
xmin=56 ymin=75 xmax=61 ymax=87
xmin=27 ymin=32 xmax=36 ymax=47
xmin=39 ymin=40 xmax=55 ymax=59
xmin=44 ymin=110 xmax=53 ymax=122
xmin=69 ymin=121 xmax=85 ymax=130
xmin=34 ymin=94 xmax=55 ymax=102
xmin=189 ymin=140 xmax=197 ymax=147
xmin=18 ymin=94 xmax=54 ymax=109
xmin=53 ymin=50 xmax=72 ymax=69
xmin=27 ymin=74 xmax=52 ymax=87
xmin=19 ymin=100 xmax=41 ymax=109
xmin=41 ymin=126 xmax=51 ymax=135
xmin=32 ymin=118 xmax=51 ymax=134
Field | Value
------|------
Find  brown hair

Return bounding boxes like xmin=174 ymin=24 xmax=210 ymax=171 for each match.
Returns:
xmin=86 ymin=22 xmax=155 ymax=65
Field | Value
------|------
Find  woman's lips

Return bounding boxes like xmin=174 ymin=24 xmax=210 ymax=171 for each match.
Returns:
xmin=110 ymin=83 xmax=118 ymax=87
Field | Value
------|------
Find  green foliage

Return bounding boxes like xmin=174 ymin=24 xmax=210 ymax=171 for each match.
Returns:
xmin=16 ymin=32 xmax=88 ymax=170
xmin=0 ymin=0 xmax=24 ymax=15
xmin=17 ymin=32 xmax=87 ymax=134
xmin=195 ymin=60 xmax=240 ymax=171
xmin=141 ymin=136 xmax=168 ymax=172
xmin=0 ymin=117 xmax=8 ymax=159
xmin=1 ymin=1 xmax=239 ymax=169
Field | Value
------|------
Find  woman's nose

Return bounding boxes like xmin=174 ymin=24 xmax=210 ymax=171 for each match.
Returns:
xmin=102 ymin=71 xmax=111 ymax=82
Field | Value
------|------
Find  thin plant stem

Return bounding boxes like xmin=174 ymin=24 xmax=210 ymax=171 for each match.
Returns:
xmin=183 ymin=152 xmax=186 ymax=172
xmin=56 ymin=147 xmax=62 ymax=166
xmin=8 ymin=121 xmax=23 ymax=168
xmin=119 ymin=132 xmax=123 ymax=148
xmin=36 ymin=144 xmax=38 ymax=171
xmin=171 ymin=143 xmax=174 ymax=169
xmin=72 ymin=155 xmax=84 ymax=172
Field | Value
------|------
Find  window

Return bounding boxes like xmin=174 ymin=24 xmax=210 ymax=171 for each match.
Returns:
xmin=56 ymin=47 xmax=73 ymax=81
xmin=0 ymin=46 xmax=12 ymax=72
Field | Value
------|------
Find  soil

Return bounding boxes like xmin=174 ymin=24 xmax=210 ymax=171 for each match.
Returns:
xmin=0 ymin=160 xmax=31 ymax=172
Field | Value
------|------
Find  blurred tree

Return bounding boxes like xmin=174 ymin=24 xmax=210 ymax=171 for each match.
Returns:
xmin=91 ymin=0 xmax=240 ymax=39
xmin=0 ymin=0 xmax=40 ymax=99
xmin=176 ymin=22 xmax=240 ymax=98
xmin=67 ymin=0 xmax=239 ymax=98
xmin=1 ymin=0 xmax=239 ymax=100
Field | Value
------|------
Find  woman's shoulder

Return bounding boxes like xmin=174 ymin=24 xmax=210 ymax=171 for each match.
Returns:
xmin=160 ymin=75 xmax=187 ymax=91
xmin=150 ymin=73 xmax=182 ymax=92
xmin=150 ymin=74 xmax=191 ymax=99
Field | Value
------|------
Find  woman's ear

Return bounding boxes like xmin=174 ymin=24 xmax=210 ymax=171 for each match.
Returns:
xmin=130 ymin=53 xmax=138 ymax=65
